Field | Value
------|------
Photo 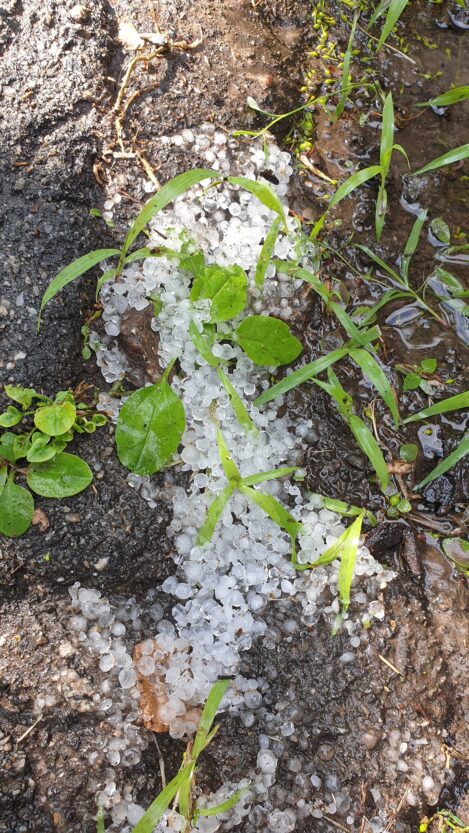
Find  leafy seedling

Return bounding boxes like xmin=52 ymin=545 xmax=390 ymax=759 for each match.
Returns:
xmin=370 ymin=0 xmax=409 ymax=52
xmin=196 ymin=431 xmax=300 ymax=560
xmin=412 ymin=143 xmax=469 ymax=176
xmin=0 ymin=385 xmax=106 ymax=537
xmin=396 ymin=358 xmax=439 ymax=395
xmin=416 ymin=86 xmax=469 ymax=109
xmin=442 ymin=537 xmax=469 ymax=576
xmin=386 ymin=491 xmax=412 ymax=518
xmin=130 ymin=680 xmax=248 ymax=833
xmin=403 ymin=390 xmax=469 ymax=423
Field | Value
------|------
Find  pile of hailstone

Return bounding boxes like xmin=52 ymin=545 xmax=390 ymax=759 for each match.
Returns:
xmin=71 ymin=127 xmax=395 ymax=830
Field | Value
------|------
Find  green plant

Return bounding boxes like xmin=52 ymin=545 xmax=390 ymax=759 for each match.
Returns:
xmin=386 ymin=491 xmax=412 ymax=518
xmin=333 ymin=12 xmax=358 ymax=121
xmin=233 ymin=96 xmax=316 ymax=140
xmin=0 ymin=385 xmax=106 ymax=537
xmin=368 ymin=0 xmax=409 ymax=52
xmin=128 ymin=680 xmax=247 ymax=833
xmin=396 ymin=358 xmax=439 ymax=395
xmin=442 ymin=538 xmax=469 ymax=577
xmin=416 ymin=86 xmax=469 ymax=109
xmin=412 ymin=143 xmax=469 ymax=176
xmin=311 ymin=493 xmax=378 ymax=527
xmin=197 ymin=431 xmax=300 ymax=558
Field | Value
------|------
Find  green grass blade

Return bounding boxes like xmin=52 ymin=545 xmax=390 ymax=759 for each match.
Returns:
xmin=217 ymin=367 xmax=257 ymax=433
xmin=95 ymin=268 xmax=118 ymax=299
xmin=337 ymin=513 xmax=363 ymax=611
xmin=96 ymin=807 xmax=105 ymax=833
xmin=132 ymin=765 xmax=193 ymax=833
xmin=227 ymin=176 xmax=287 ymax=231
xmin=240 ymin=484 xmax=301 ymax=540
xmin=196 ymin=485 xmax=234 ymax=545
xmin=217 ymin=430 xmax=241 ymax=485
xmin=376 ymin=0 xmax=409 ymax=51
xmin=123 ymin=169 xmax=217 ymax=255
xmin=348 ymin=348 xmax=399 ymax=425
xmin=403 ymin=391 xmax=469 ymax=423
xmin=349 ymin=413 xmax=389 ymax=491
xmin=307 ymin=512 xmax=363 ymax=570
xmin=317 ymin=494 xmax=377 ymax=526
xmin=416 ymin=86 xmax=469 ymax=108
xmin=401 ymin=209 xmax=428 ymax=280
xmin=412 ymin=144 xmax=469 ymax=176
xmin=254 ymin=325 xmax=381 ymax=407
xmin=369 ymin=0 xmax=391 ymax=26
xmin=192 ymin=680 xmax=230 ymax=760
xmin=380 ymin=93 xmax=394 ymax=172
xmin=311 ymin=166 xmax=381 ymax=238
xmin=196 ymin=788 xmax=247 ymax=819
xmin=294 ymin=267 xmax=331 ymax=304
xmin=415 ymin=434 xmax=469 ymax=490
xmin=241 ymin=466 xmax=297 ymax=486
xmin=330 ymin=302 xmax=373 ymax=345
xmin=334 ymin=13 xmax=358 ymax=120
xmin=355 ymin=244 xmax=403 ymax=283
xmin=255 ymin=217 xmax=282 ymax=289
xmin=39 ymin=248 xmax=120 ymax=327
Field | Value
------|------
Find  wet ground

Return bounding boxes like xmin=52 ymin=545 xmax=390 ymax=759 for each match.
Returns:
xmin=0 ymin=0 xmax=468 ymax=831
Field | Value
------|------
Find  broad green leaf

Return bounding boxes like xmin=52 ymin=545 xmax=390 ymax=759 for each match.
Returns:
xmin=123 ymin=169 xmax=217 ymax=256
xmin=196 ymin=788 xmax=246 ymax=819
xmin=197 ymin=485 xmax=234 ymax=545
xmin=337 ymin=513 xmax=363 ymax=610
xmin=400 ymin=443 xmax=418 ymax=461
xmin=179 ymin=249 xmax=206 ymax=277
xmin=242 ymin=466 xmax=297 ymax=486
xmin=234 ymin=316 xmax=302 ymax=366
xmin=403 ymin=372 xmax=421 ymax=391
xmin=34 ymin=401 xmax=76 ymax=436
xmin=348 ymin=348 xmax=399 ymax=425
xmin=415 ymin=434 xmax=469 ymax=490
xmin=255 ymin=217 xmax=282 ymax=289
xmin=0 ymin=474 xmax=34 ymax=537
xmin=0 ymin=432 xmax=19 ymax=464
xmin=240 ymin=484 xmax=301 ymax=539
xmin=27 ymin=434 xmax=57 ymax=463
xmin=311 ymin=166 xmax=381 ymax=238
xmin=442 ymin=537 xmax=469 ymax=573
xmin=27 ymin=452 xmax=92 ymax=497
xmin=401 ymin=210 xmax=428 ymax=279
xmin=13 ymin=435 xmax=31 ymax=460
xmin=420 ymin=358 xmax=437 ymax=374
xmin=115 ymin=376 xmax=185 ymax=475
xmin=189 ymin=320 xmax=220 ymax=368
xmin=416 ymin=86 xmax=469 ymax=108
xmin=4 ymin=385 xmax=46 ymax=408
xmin=131 ymin=765 xmax=193 ymax=833
xmin=217 ymin=431 xmax=241 ymax=485
xmin=39 ymin=249 xmax=120 ymax=326
xmin=254 ymin=324 xmax=381 ymax=407
xmin=217 ymin=367 xmax=256 ymax=433
xmin=413 ymin=144 xmax=469 ymax=176
xmin=0 ymin=406 xmax=23 ymax=427
xmin=430 ymin=217 xmax=450 ymax=245
xmin=192 ymin=679 xmax=230 ymax=760
xmin=403 ymin=391 xmax=469 ymax=423
xmin=190 ymin=264 xmax=247 ymax=323
xmin=349 ymin=414 xmax=389 ymax=491
xmin=227 ymin=176 xmax=287 ymax=231
xmin=294 ymin=267 xmax=331 ymax=304
xmin=0 ymin=466 xmax=6 ymax=490
xmin=376 ymin=0 xmax=409 ymax=51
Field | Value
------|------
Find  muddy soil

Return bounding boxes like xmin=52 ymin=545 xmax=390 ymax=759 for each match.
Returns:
xmin=0 ymin=0 xmax=468 ymax=831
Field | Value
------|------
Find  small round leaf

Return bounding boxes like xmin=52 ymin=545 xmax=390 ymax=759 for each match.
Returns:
xmin=0 ymin=406 xmax=23 ymax=427
xmin=235 ymin=316 xmax=302 ymax=366
xmin=0 ymin=475 xmax=34 ymax=537
xmin=34 ymin=401 xmax=76 ymax=436
xmin=27 ymin=452 xmax=92 ymax=498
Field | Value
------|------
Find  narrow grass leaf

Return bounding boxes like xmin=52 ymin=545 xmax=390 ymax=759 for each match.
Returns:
xmin=403 ymin=391 xmax=469 ymax=423
xmin=376 ymin=0 xmax=409 ymax=51
xmin=401 ymin=209 xmax=428 ymax=279
xmin=217 ymin=430 xmax=241 ymax=485
xmin=132 ymin=765 xmax=193 ymax=833
xmin=337 ymin=513 xmax=363 ymax=611
xmin=227 ymin=176 xmax=287 ymax=230
xmin=416 ymin=86 xmax=469 ymax=108
xmin=311 ymin=166 xmax=381 ymax=238
xmin=369 ymin=0 xmax=391 ymax=27
xmin=334 ymin=13 xmax=358 ymax=120
xmin=96 ymin=807 xmax=105 ymax=833
xmin=307 ymin=512 xmax=363 ymax=572
xmin=123 ymin=169 xmax=217 ymax=255
xmin=241 ymin=466 xmax=297 ymax=486
xmin=197 ymin=486 xmax=234 ymax=545
xmin=380 ymin=93 xmax=394 ymax=172
xmin=217 ymin=367 xmax=256 ymax=433
xmin=39 ymin=249 xmax=120 ymax=327
xmin=254 ymin=325 xmax=381 ymax=407
xmin=348 ymin=348 xmax=399 ymax=425
xmin=330 ymin=302 xmax=372 ymax=345
xmin=317 ymin=494 xmax=377 ymax=526
xmin=255 ymin=217 xmax=282 ymax=288
xmin=349 ymin=414 xmax=389 ymax=490
xmin=196 ymin=788 xmax=247 ymax=818
xmin=415 ymin=434 xmax=469 ymax=490
xmin=294 ymin=267 xmax=331 ymax=304
xmin=355 ymin=244 xmax=402 ymax=283
xmin=412 ymin=144 xmax=469 ymax=175
xmin=192 ymin=679 xmax=230 ymax=760
xmin=240 ymin=484 xmax=301 ymax=540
